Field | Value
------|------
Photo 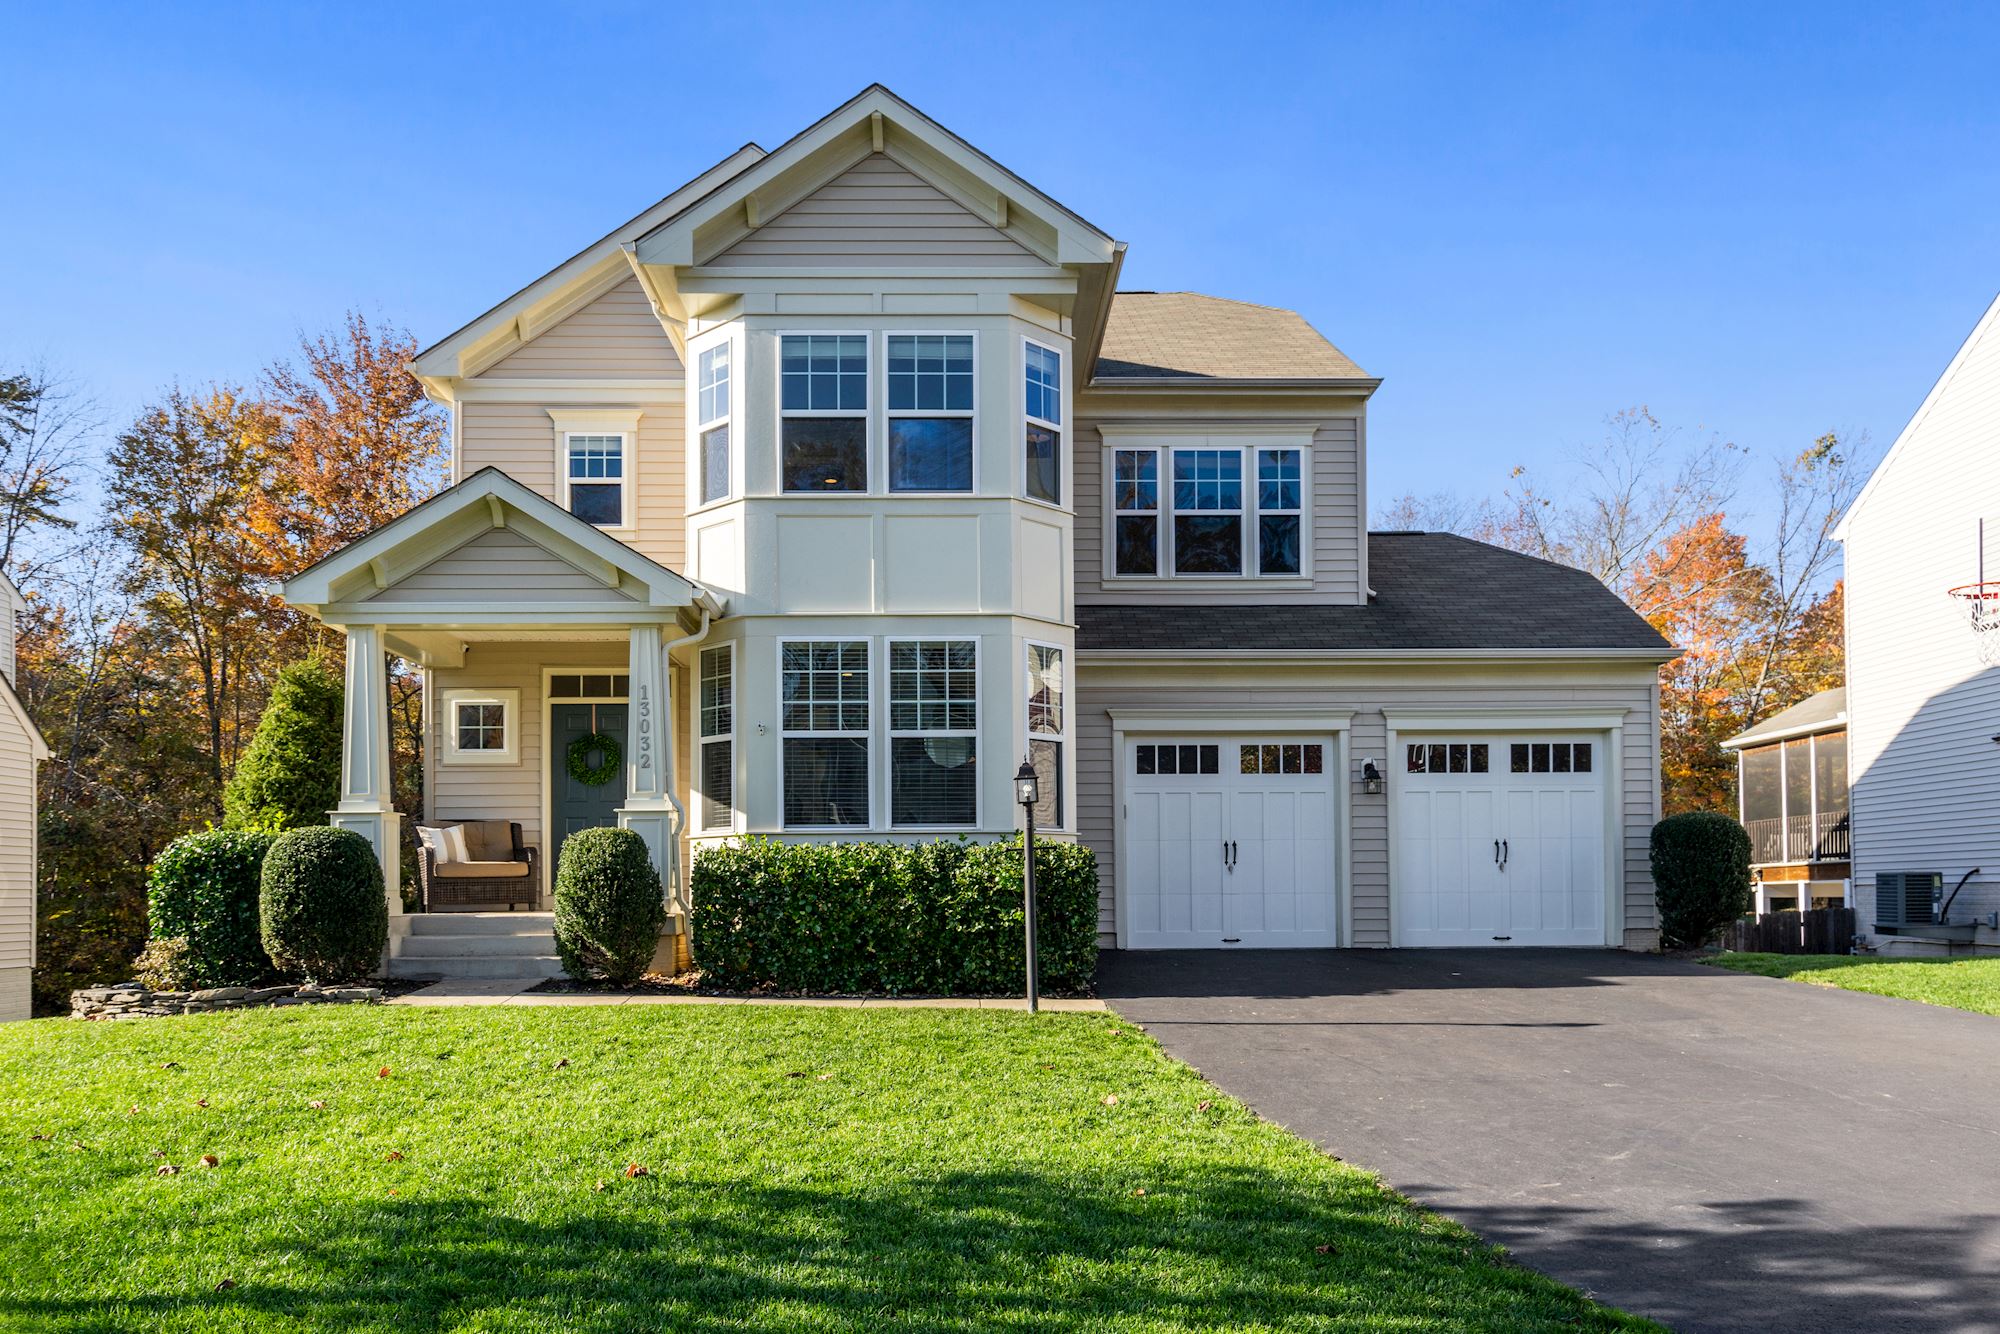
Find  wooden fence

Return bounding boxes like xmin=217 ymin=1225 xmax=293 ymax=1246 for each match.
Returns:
xmin=1721 ymin=906 xmax=1856 ymax=955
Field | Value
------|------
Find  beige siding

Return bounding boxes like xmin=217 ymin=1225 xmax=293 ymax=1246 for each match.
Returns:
xmin=1844 ymin=299 xmax=2000 ymax=939
xmin=456 ymin=403 xmax=686 ymax=571
xmin=1073 ymin=413 xmax=1367 ymax=605
xmin=479 ymin=277 xmax=680 ymax=380
xmin=707 ymin=155 xmax=1043 ymax=268
xmin=1075 ymin=663 xmax=1660 ymax=947
xmin=0 ymin=705 xmax=36 ymax=994
xmin=368 ymin=529 xmax=637 ymax=604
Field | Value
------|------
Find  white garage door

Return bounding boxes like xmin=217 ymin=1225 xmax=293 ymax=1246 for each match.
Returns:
xmin=1395 ymin=736 xmax=1607 ymax=947
xmin=1124 ymin=737 xmax=1338 ymax=948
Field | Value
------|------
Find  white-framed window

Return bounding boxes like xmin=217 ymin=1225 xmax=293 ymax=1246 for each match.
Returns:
xmin=1026 ymin=641 xmax=1065 ymax=828
xmin=440 ymin=688 xmax=520 ymax=765
xmin=886 ymin=333 xmax=975 ymax=492
xmin=1108 ymin=440 xmax=1310 ymax=579
xmin=888 ymin=639 xmax=979 ymax=827
xmin=779 ymin=333 xmax=869 ymax=492
xmin=779 ymin=639 xmax=871 ymax=826
xmin=564 ymin=432 xmax=628 ymax=527
xmin=697 ymin=645 xmax=734 ymax=831
xmin=696 ymin=340 xmax=732 ymax=507
xmin=1024 ymin=339 xmax=1063 ymax=505
xmin=547 ymin=673 xmax=630 ymax=700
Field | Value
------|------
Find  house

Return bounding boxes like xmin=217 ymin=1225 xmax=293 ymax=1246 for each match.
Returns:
xmin=1835 ymin=291 xmax=2000 ymax=953
xmin=0 ymin=572 xmax=50 ymax=1020
xmin=280 ymin=86 xmax=1673 ymax=976
xmin=1720 ymin=688 xmax=1849 ymax=914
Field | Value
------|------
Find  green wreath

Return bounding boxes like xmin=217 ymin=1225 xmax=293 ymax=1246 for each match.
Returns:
xmin=566 ymin=731 xmax=622 ymax=787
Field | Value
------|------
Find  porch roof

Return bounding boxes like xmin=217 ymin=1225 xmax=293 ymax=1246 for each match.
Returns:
xmin=280 ymin=468 xmax=724 ymax=663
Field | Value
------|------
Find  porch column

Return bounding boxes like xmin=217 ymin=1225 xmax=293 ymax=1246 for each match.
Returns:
xmin=615 ymin=624 xmax=677 ymax=917
xmin=329 ymin=624 xmax=403 ymax=919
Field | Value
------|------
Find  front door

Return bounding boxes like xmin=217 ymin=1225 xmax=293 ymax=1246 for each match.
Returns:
xmin=551 ymin=702 xmax=627 ymax=881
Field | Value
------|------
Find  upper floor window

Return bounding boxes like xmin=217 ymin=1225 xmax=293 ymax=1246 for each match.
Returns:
xmin=886 ymin=334 xmax=974 ymax=492
xmin=565 ymin=433 xmax=627 ymax=527
xmin=697 ymin=342 xmax=731 ymax=506
xmin=1109 ymin=442 xmax=1309 ymax=579
xmin=780 ymin=334 xmax=868 ymax=492
xmin=1024 ymin=341 xmax=1062 ymax=504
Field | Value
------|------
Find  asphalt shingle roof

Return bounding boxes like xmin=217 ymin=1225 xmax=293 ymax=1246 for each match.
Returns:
xmin=1723 ymin=688 xmax=1846 ymax=748
xmin=1094 ymin=292 xmax=1370 ymax=381
xmin=1076 ymin=532 xmax=1673 ymax=653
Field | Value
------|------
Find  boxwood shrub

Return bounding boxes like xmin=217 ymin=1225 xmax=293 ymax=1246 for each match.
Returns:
xmin=552 ymin=827 xmax=667 ymax=986
xmin=690 ymin=836 xmax=1099 ymax=995
xmin=260 ymin=826 xmax=388 ymax=982
xmin=1651 ymin=811 xmax=1754 ymax=949
xmin=145 ymin=828 xmax=279 ymax=988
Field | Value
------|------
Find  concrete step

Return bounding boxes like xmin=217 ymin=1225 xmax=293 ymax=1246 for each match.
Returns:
xmin=385 ymin=953 xmax=568 ymax=981
xmin=396 ymin=933 xmax=558 ymax=959
xmin=406 ymin=912 xmax=553 ymax=937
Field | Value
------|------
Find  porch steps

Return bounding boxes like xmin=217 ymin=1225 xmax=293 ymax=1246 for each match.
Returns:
xmin=388 ymin=912 xmax=567 ymax=981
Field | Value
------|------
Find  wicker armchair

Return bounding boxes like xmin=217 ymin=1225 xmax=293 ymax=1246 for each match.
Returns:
xmin=417 ymin=820 xmax=540 ymax=912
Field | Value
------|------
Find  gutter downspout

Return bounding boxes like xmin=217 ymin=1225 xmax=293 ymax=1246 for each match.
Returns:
xmin=660 ymin=606 xmax=715 ymax=916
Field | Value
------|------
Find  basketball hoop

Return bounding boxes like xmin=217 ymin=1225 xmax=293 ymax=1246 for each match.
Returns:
xmin=1949 ymin=581 xmax=2000 ymax=664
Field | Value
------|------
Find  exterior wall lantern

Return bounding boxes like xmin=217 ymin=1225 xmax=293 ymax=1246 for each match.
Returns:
xmin=1015 ymin=757 xmax=1041 ymax=1014
xmin=1361 ymin=758 xmax=1384 ymax=796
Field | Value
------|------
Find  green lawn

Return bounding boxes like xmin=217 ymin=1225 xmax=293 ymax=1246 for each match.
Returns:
xmin=0 ymin=1005 xmax=1652 ymax=1333
xmin=1708 ymin=951 xmax=2000 ymax=1015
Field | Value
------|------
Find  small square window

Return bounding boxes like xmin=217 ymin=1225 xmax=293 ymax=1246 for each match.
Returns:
xmin=1572 ymin=743 xmax=1593 ymax=773
xmin=1511 ymin=743 xmax=1529 ymax=773
xmin=441 ymin=689 xmax=518 ymax=765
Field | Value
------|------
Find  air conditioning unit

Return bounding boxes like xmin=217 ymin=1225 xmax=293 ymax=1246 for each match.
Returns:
xmin=1875 ymin=872 xmax=1942 ymax=929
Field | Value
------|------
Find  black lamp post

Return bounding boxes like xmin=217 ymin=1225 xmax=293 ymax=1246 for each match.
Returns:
xmin=1014 ymin=756 xmax=1041 ymax=1014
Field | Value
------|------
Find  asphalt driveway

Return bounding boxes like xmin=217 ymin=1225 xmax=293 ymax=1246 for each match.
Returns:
xmin=1099 ymin=949 xmax=2000 ymax=1334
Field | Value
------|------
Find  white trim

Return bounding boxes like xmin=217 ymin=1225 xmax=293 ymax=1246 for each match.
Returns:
xmin=1384 ymin=709 xmax=1628 ymax=732
xmin=776 ymin=635 xmax=875 ymax=830
xmin=1021 ymin=334 xmax=1066 ymax=507
xmin=538 ymin=667 xmax=629 ymax=876
xmin=885 ymin=635 xmax=981 ymax=830
xmin=1720 ymin=715 xmax=1848 ymax=750
xmin=884 ymin=329 xmax=980 ymax=497
xmin=1105 ymin=708 xmax=1354 ymax=733
xmin=1098 ymin=433 xmax=1316 ymax=582
xmin=690 ymin=327 xmax=739 ymax=512
xmin=777 ymin=329 xmax=873 ymax=495
xmin=440 ymin=687 xmax=521 ymax=766
xmin=1024 ymin=638 xmax=1069 ymax=833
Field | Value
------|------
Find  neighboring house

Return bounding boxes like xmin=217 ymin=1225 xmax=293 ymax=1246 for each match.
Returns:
xmin=281 ymin=86 xmax=1672 ymax=975
xmin=1720 ymin=688 xmax=1849 ymax=914
xmin=0 ymin=573 xmax=50 ymax=1020
xmin=1836 ymin=291 xmax=2000 ymax=953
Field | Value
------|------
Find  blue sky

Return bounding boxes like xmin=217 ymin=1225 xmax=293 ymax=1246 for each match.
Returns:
xmin=5 ymin=1 xmax=1998 ymax=530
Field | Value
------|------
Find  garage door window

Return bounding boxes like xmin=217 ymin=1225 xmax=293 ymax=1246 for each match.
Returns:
xmin=1241 ymin=743 xmax=1323 ymax=775
xmin=1406 ymin=743 xmax=1489 ymax=774
xmin=1135 ymin=743 xmax=1219 ymax=775
xmin=1510 ymin=741 xmax=1592 ymax=774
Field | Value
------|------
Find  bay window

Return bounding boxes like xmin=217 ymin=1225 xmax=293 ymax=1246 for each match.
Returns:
xmin=780 ymin=640 xmax=870 ymax=826
xmin=1109 ymin=440 xmax=1310 ymax=579
xmin=889 ymin=639 xmax=978 ymax=826
xmin=697 ymin=341 xmax=731 ymax=506
xmin=887 ymin=334 xmax=974 ymax=491
xmin=780 ymin=334 xmax=868 ymax=492
xmin=1024 ymin=341 xmax=1062 ymax=504
xmin=697 ymin=645 xmax=734 ymax=831
xmin=1026 ymin=642 xmax=1064 ymax=827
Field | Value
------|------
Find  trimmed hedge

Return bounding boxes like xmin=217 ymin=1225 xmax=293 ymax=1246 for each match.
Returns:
xmin=260 ymin=827 xmax=388 ymax=982
xmin=690 ymin=836 xmax=1099 ymax=995
xmin=552 ymin=827 xmax=667 ymax=986
xmin=223 ymin=654 xmax=343 ymax=831
xmin=1651 ymin=811 xmax=1754 ymax=949
xmin=145 ymin=828 xmax=279 ymax=988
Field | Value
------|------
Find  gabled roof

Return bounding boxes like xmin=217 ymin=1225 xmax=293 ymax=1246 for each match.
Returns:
xmin=1093 ymin=292 xmax=1374 ymax=384
xmin=1721 ymin=688 xmax=1846 ymax=750
xmin=1835 ymin=291 xmax=2000 ymax=540
xmin=281 ymin=467 xmax=720 ymax=616
xmin=1077 ymin=533 xmax=1672 ymax=655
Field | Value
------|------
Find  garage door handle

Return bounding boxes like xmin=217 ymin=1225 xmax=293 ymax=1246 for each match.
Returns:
xmin=1493 ymin=839 xmax=1500 ymax=865
xmin=1222 ymin=840 xmax=1232 ymax=873
xmin=1502 ymin=839 xmax=1509 ymax=870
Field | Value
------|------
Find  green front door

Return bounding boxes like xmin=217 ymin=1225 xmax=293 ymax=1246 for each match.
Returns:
xmin=551 ymin=702 xmax=627 ymax=881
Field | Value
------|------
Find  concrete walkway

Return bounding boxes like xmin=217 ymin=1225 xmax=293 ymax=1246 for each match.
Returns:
xmin=391 ymin=979 xmax=1104 ymax=1010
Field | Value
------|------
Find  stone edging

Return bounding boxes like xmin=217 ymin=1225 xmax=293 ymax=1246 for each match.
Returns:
xmin=70 ymin=982 xmax=383 ymax=1020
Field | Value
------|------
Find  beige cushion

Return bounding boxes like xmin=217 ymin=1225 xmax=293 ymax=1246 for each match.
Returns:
xmin=433 ymin=859 xmax=531 ymax=880
xmin=461 ymin=820 xmax=517 ymax=861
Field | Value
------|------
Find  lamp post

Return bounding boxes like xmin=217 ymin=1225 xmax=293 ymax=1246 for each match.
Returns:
xmin=1014 ymin=757 xmax=1041 ymax=1014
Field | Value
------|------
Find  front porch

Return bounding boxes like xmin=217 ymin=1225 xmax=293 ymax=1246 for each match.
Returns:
xmin=280 ymin=469 xmax=726 ymax=962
